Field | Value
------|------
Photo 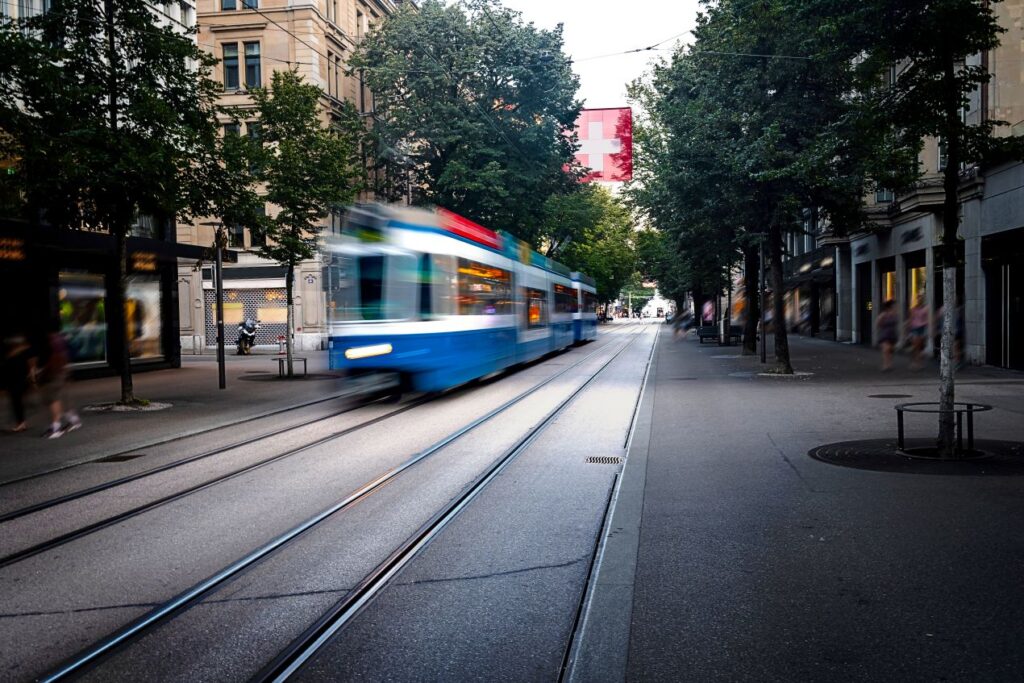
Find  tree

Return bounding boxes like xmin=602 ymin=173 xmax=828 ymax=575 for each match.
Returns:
xmin=855 ymin=0 xmax=1023 ymax=456
xmin=0 ymin=0 xmax=226 ymax=404
xmin=556 ymin=185 xmax=636 ymax=305
xmin=248 ymin=70 xmax=364 ymax=377
xmin=539 ymin=184 xmax=606 ymax=259
xmin=352 ymin=0 xmax=582 ymax=246
xmin=629 ymin=0 xmax=912 ymax=371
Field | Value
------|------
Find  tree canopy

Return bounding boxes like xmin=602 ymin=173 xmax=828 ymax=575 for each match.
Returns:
xmin=352 ymin=0 xmax=582 ymax=247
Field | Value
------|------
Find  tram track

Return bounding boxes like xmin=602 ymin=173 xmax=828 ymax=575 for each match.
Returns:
xmin=0 ymin=377 xmax=402 ymax=525
xmin=37 ymin=324 xmax=648 ymax=682
xmin=0 ymin=380 xmax=388 ymax=489
xmin=0 ymin=328 xmax=637 ymax=570
xmin=0 ymin=328 xmax=635 ymax=565
xmin=257 ymin=326 xmax=653 ymax=682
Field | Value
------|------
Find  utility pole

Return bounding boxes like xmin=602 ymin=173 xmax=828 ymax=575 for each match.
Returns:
xmin=215 ymin=225 xmax=226 ymax=390
xmin=203 ymin=221 xmax=228 ymax=389
xmin=759 ymin=234 xmax=767 ymax=364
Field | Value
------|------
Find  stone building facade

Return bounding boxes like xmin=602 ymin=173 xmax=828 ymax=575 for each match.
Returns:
xmin=177 ymin=0 xmax=405 ymax=353
xmin=821 ymin=0 xmax=1024 ymax=370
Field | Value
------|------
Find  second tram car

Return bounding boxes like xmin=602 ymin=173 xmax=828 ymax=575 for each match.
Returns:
xmin=324 ymin=204 xmax=596 ymax=392
xmin=571 ymin=272 xmax=598 ymax=343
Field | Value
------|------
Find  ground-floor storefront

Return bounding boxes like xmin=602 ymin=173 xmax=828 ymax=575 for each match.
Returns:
xmin=177 ymin=256 xmax=329 ymax=354
xmin=0 ymin=220 xmax=211 ymax=378
xmin=832 ymin=161 xmax=1024 ymax=370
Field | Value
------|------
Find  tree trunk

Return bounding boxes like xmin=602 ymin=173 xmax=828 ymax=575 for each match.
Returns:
xmin=768 ymin=224 xmax=793 ymax=373
xmin=285 ymin=261 xmax=295 ymax=377
xmin=742 ymin=244 xmax=759 ymax=354
xmin=937 ymin=54 xmax=961 ymax=458
xmin=116 ymin=228 xmax=134 ymax=403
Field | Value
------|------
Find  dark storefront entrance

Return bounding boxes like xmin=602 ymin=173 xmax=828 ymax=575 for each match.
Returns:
xmin=0 ymin=219 xmax=227 ymax=378
xmin=984 ymin=229 xmax=1024 ymax=370
xmin=856 ymin=262 xmax=872 ymax=344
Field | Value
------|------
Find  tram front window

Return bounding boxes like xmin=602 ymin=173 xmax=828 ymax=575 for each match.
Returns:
xmin=358 ymin=255 xmax=385 ymax=320
xmin=326 ymin=253 xmax=419 ymax=322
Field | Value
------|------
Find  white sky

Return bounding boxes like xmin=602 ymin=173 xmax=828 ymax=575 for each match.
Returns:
xmin=499 ymin=0 xmax=703 ymax=108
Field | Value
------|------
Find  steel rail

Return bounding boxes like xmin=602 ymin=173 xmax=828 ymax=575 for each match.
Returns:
xmin=38 ymin=325 xmax=640 ymax=683
xmin=0 ymin=380 xmax=382 ymax=489
xmin=0 ymin=379 xmax=399 ymax=524
xmin=255 ymin=326 xmax=653 ymax=682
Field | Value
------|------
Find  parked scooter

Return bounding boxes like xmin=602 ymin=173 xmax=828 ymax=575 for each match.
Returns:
xmin=236 ymin=318 xmax=260 ymax=355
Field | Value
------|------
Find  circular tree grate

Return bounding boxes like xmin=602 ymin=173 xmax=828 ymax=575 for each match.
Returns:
xmin=809 ymin=439 xmax=1024 ymax=476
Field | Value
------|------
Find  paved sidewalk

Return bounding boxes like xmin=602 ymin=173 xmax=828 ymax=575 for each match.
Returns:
xmin=0 ymin=350 xmax=339 ymax=483
xmin=580 ymin=325 xmax=1024 ymax=682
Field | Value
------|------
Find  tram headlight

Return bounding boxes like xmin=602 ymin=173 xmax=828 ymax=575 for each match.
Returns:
xmin=344 ymin=343 xmax=393 ymax=360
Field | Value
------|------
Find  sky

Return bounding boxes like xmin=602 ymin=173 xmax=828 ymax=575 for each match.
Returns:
xmin=499 ymin=0 xmax=703 ymax=109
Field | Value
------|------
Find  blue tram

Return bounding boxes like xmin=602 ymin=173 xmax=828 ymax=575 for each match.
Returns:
xmin=324 ymin=204 xmax=596 ymax=393
xmin=571 ymin=272 xmax=598 ymax=343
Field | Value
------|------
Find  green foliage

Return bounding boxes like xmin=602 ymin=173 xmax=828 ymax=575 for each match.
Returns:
xmin=0 ymin=0 xmax=224 ymax=231
xmin=556 ymin=186 xmax=636 ymax=303
xmin=248 ymin=70 xmax=364 ymax=268
xmin=352 ymin=0 xmax=582 ymax=246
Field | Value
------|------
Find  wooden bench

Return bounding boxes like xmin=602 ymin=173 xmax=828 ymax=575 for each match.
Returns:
xmin=275 ymin=356 xmax=307 ymax=377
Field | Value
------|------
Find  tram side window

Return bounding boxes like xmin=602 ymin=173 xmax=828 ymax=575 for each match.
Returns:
xmin=524 ymin=287 xmax=547 ymax=329
xmin=431 ymin=254 xmax=457 ymax=316
xmin=419 ymin=254 xmax=431 ymax=317
xmin=553 ymin=283 xmax=577 ymax=314
xmin=583 ymin=290 xmax=598 ymax=313
xmin=456 ymin=258 xmax=511 ymax=315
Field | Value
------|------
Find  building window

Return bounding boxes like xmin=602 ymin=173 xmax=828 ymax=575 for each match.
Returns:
xmin=244 ymin=41 xmax=261 ymax=88
xmin=221 ymin=0 xmax=235 ymax=9
xmin=327 ymin=51 xmax=335 ymax=98
xmin=937 ymin=138 xmax=948 ymax=172
xmin=875 ymin=188 xmax=894 ymax=203
xmin=223 ymin=43 xmax=239 ymax=90
xmin=356 ymin=9 xmax=364 ymax=39
xmin=227 ymin=223 xmax=245 ymax=248
xmin=242 ymin=0 xmax=258 ymax=7
xmin=223 ymin=122 xmax=240 ymax=136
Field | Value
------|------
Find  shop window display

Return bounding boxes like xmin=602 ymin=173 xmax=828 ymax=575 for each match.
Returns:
xmin=126 ymin=276 xmax=163 ymax=359
xmin=59 ymin=272 xmax=107 ymax=364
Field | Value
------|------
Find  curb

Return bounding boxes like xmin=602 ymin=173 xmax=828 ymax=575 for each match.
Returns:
xmin=565 ymin=325 xmax=661 ymax=682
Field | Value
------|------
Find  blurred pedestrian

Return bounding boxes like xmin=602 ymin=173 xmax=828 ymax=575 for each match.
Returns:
xmin=37 ymin=331 xmax=81 ymax=439
xmin=876 ymin=300 xmax=898 ymax=371
xmin=2 ymin=330 xmax=35 ymax=432
xmin=906 ymin=298 xmax=929 ymax=370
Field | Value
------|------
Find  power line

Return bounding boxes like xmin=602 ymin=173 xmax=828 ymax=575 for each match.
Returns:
xmin=575 ymin=30 xmax=692 ymax=63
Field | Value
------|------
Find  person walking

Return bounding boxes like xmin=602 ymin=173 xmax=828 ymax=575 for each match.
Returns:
xmin=907 ymin=298 xmax=929 ymax=370
xmin=37 ymin=331 xmax=81 ymax=439
xmin=2 ymin=331 xmax=35 ymax=432
xmin=876 ymin=300 xmax=898 ymax=371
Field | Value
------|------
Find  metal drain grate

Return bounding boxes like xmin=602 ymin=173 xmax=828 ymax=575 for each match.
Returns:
xmin=95 ymin=453 xmax=146 ymax=463
xmin=586 ymin=456 xmax=624 ymax=465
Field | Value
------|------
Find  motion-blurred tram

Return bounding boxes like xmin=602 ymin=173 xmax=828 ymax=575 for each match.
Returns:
xmin=323 ymin=204 xmax=598 ymax=392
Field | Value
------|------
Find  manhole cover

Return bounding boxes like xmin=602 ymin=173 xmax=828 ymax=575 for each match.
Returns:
xmin=95 ymin=453 xmax=146 ymax=463
xmin=868 ymin=394 xmax=913 ymax=398
xmin=809 ymin=439 xmax=1024 ymax=475
xmin=586 ymin=456 xmax=623 ymax=465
